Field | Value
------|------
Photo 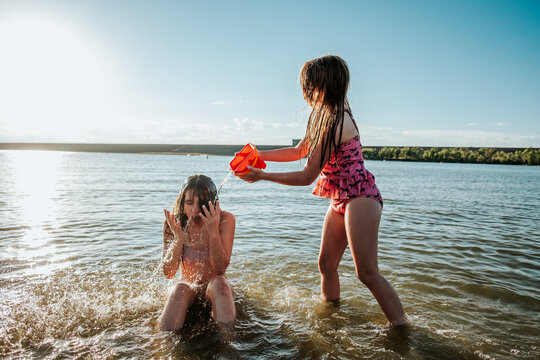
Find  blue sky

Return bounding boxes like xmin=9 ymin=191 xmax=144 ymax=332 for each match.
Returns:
xmin=0 ymin=0 xmax=539 ymax=146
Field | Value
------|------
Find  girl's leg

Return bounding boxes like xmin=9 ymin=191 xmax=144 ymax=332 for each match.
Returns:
xmin=344 ymin=197 xmax=407 ymax=325
xmin=318 ymin=206 xmax=349 ymax=301
xmin=158 ymin=283 xmax=196 ymax=331
xmin=206 ymin=275 xmax=236 ymax=325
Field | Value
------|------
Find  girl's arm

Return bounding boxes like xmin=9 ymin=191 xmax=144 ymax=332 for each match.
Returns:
xmin=161 ymin=210 xmax=184 ymax=279
xmin=201 ymin=203 xmax=235 ymax=275
xmin=259 ymin=137 xmax=309 ymax=162
xmin=244 ymin=138 xmax=329 ymax=186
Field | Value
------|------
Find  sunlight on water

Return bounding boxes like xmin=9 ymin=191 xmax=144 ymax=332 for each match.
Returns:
xmin=1 ymin=151 xmax=68 ymax=276
xmin=8 ymin=151 xmax=62 ymax=189
xmin=9 ymin=151 xmax=62 ymax=222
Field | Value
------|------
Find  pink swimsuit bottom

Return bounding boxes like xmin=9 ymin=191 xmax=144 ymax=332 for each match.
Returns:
xmin=313 ymin=135 xmax=383 ymax=215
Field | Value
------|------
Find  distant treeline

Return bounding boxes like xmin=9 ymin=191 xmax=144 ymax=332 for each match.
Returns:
xmin=362 ymin=147 xmax=539 ymax=165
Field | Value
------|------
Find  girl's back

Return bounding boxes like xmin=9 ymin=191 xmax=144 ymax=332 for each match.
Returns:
xmin=336 ymin=111 xmax=360 ymax=145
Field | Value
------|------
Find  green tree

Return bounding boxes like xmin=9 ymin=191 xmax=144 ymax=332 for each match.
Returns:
xmin=379 ymin=147 xmax=394 ymax=160
xmin=520 ymin=147 xmax=539 ymax=165
xmin=399 ymin=147 xmax=411 ymax=160
xmin=362 ymin=148 xmax=379 ymax=160
xmin=411 ymin=146 xmax=423 ymax=160
xmin=360 ymin=145 xmax=538 ymax=165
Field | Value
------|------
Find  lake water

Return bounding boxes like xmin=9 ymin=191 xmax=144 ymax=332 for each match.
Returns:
xmin=0 ymin=150 xmax=539 ymax=359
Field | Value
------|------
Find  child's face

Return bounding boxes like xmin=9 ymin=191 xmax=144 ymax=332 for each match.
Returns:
xmin=183 ymin=190 xmax=202 ymax=224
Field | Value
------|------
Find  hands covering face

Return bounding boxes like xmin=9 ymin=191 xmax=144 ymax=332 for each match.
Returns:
xmin=200 ymin=200 xmax=221 ymax=233
xmin=164 ymin=199 xmax=221 ymax=239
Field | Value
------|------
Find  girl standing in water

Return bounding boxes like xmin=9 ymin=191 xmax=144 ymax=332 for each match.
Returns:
xmin=241 ymin=55 xmax=407 ymax=325
xmin=159 ymin=175 xmax=236 ymax=330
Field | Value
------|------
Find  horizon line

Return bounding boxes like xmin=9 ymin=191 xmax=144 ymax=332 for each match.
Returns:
xmin=0 ymin=142 xmax=536 ymax=150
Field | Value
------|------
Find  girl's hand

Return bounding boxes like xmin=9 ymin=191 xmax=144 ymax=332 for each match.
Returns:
xmin=241 ymin=165 xmax=264 ymax=183
xmin=200 ymin=200 xmax=221 ymax=234
xmin=164 ymin=209 xmax=184 ymax=240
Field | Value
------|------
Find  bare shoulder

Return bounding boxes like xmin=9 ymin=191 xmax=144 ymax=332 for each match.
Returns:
xmin=220 ymin=210 xmax=235 ymax=224
xmin=219 ymin=210 xmax=236 ymax=244
xmin=339 ymin=111 xmax=359 ymax=143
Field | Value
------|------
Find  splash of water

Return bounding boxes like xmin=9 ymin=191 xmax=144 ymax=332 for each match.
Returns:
xmin=154 ymin=217 xmax=193 ymax=277
xmin=155 ymin=218 xmax=211 ymax=288
xmin=156 ymin=168 xmax=233 ymax=279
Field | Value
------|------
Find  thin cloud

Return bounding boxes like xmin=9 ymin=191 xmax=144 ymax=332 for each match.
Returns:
xmin=495 ymin=122 xmax=506 ymax=127
xmin=233 ymin=117 xmax=264 ymax=132
xmin=467 ymin=122 xmax=476 ymax=127
xmin=207 ymin=99 xmax=243 ymax=106
xmin=269 ymin=120 xmax=303 ymax=129
xmin=286 ymin=120 xmax=303 ymax=128
xmin=131 ymin=120 xmax=219 ymax=143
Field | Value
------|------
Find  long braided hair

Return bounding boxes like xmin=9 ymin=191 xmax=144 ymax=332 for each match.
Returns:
xmin=300 ymin=55 xmax=351 ymax=168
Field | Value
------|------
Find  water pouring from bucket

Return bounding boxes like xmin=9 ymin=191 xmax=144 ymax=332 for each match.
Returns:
xmin=229 ymin=143 xmax=266 ymax=177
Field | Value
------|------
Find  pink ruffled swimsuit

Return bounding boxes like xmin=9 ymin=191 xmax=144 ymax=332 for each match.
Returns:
xmin=313 ymin=134 xmax=383 ymax=214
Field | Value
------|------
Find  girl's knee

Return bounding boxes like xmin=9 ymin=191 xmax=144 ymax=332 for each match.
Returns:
xmin=318 ymin=256 xmax=338 ymax=276
xmin=160 ymin=283 xmax=194 ymax=331
xmin=356 ymin=268 xmax=380 ymax=287
xmin=206 ymin=275 xmax=232 ymax=297
xmin=170 ymin=283 xmax=193 ymax=301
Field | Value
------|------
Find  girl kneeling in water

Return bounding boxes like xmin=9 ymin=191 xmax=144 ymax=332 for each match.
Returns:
xmin=159 ymin=174 xmax=236 ymax=330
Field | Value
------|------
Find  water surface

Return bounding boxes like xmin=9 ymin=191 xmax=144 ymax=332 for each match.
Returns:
xmin=0 ymin=151 xmax=539 ymax=359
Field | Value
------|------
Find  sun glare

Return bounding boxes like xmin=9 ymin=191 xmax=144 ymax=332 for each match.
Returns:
xmin=9 ymin=150 xmax=62 ymax=222
xmin=0 ymin=16 xmax=107 ymax=140
xmin=3 ymin=150 xmax=69 ymax=275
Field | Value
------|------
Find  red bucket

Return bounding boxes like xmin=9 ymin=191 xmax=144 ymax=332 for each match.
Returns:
xmin=229 ymin=143 xmax=266 ymax=177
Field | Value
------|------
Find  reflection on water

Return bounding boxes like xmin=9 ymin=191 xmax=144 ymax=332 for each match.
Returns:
xmin=1 ymin=151 xmax=69 ymax=278
xmin=1 ymin=150 xmax=539 ymax=359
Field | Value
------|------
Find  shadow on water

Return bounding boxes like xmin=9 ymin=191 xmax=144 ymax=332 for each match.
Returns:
xmin=160 ymin=301 xmax=239 ymax=360
xmin=158 ymin=292 xmax=305 ymax=359
xmin=380 ymin=325 xmax=478 ymax=360
xmin=152 ymin=287 xmax=485 ymax=359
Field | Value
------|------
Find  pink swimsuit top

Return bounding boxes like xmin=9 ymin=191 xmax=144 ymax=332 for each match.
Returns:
xmin=313 ymin=135 xmax=383 ymax=207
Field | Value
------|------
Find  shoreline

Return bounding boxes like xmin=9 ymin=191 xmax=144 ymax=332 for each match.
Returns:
xmin=0 ymin=143 xmax=537 ymax=165
xmin=0 ymin=143 xmax=288 ymax=156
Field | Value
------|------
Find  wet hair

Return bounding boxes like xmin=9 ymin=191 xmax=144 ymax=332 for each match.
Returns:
xmin=171 ymin=174 xmax=218 ymax=229
xmin=300 ymin=55 xmax=355 ymax=168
